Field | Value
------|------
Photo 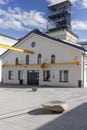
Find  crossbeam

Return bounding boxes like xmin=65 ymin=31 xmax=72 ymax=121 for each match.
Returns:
xmin=0 ymin=44 xmax=34 ymax=54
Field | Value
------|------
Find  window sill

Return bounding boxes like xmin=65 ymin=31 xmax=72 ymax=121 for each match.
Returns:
xmin=59 ymin=81 xmax=68 ymax=82
xmin=43 ymin=80 xmax=50 ymax=82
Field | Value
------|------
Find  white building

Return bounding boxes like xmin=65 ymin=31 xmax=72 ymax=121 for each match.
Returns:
xmin=1 ymin=29 xmax=87 ymax=87
xmin=78 ymin=41 xmax=87 ymax=50
xmin=0 ymin=34 xmax=18 ymax=82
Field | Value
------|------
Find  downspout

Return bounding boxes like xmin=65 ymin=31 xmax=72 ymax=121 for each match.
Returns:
xmin=82 ymin=51 xmax=85 ymax=88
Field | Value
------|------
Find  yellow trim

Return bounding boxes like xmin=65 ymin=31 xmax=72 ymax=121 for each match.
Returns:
xmin=41 ymin=58 xmax=47 ymax=69
xmin=0 ymin=44 xmax=34 ymax=54
xmin=2 ymin=64 xmax=41 ymax=67
xmin=2 ymin=61 xmax=80 ymax=67
xmin=40 ymin=61 xmax=80 ymax=68
xmin=46 ymin=61 xmax=80 ymax=66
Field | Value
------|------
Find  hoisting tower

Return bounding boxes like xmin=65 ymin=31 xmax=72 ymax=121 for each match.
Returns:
xmin=47 ymin=0 xmax=71 ymax=31
xmin=47 ymin=0 xmax=78 ymax=43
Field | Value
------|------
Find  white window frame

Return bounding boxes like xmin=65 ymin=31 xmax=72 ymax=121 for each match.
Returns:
xmin=86 ymin=70 xmax=87 ymax=82
xmin=43 ymin=70 xmax=51 ymax=81
xmin=18 ymin=70 xmax=24 ymax=80
xmin=8 ymin=71 xmax=14 ymax=80
xmin=60 ymin=70 xmax=68 ymax=82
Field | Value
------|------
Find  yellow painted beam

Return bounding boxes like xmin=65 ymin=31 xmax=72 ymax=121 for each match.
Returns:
xmin=41 ymin=58 xmax=47 ymax=69
xmin=2 ymin=61 xmax=80 ymax=67
xmin=2 ymin=64 xmax=41 ymax=67
xmin=46 ymin=61 xmax=80 ymax=66
xmin=0 ymin=44 xmax=34 ymax=54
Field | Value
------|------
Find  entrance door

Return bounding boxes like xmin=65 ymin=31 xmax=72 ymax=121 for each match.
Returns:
xmin=27 ymin=70 xmax=39 ymax=85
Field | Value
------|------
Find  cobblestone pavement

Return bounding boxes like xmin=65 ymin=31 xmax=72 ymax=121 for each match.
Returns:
xmin=0 ymin=84 xmax=87 ymax=129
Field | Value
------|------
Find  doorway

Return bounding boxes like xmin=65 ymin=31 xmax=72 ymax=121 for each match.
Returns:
xmin=27 ymin=70 xmax=39 ymax=85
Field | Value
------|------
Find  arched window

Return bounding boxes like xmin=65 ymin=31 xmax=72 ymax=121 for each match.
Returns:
xmin=26 ymin=55 xmax=29 ymax=64
xmin=15 ymin=57 xmax=19 ymax=65
xmin=51 ymin=55 xmax=55 ymax=63
xmin=37 ymin=54 xmax=42 ymax=64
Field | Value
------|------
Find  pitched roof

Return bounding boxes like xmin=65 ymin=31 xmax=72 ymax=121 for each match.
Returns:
xmin=78 ymin=41 xmax=87 ymax=45
xmin=0 ymin=29 xmax=85 ymax=58
xmin=30 ymin=29 xmax=85 ymax=51
xmin=0 ymin=33 xmax=17 ymax=41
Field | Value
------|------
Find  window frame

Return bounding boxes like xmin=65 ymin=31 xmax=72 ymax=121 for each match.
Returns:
xmin=31 ymin=42 xmax=36 ymax=48
xmin=60 ymin=70 xmax=68 ymax=82
xmin=8 ymin=71 xmax=14 ymax=80
xmin=86 ymin=70 xmax=87 ymax=82
xmin=26 ymin=55 xmax=29 ymax=65
xmin=37 ymin=54 xmax=42 ymax=64
xmin=43 ymin=70 xmax=51 ymax=82
xmin=51 ymin=55 xmax=55 ymax=64
xmin=15 ymin=57 xmax=19 ymax=65
xmin=18 ymin=70 xmax=24 ymax=80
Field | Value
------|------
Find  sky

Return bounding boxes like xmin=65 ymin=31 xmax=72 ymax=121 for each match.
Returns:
xmin=0 ymin=0 xmax=87 ymax=42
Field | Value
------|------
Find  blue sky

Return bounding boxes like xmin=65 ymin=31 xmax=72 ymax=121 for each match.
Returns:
xmin=0 ymin=0 xmax=87 ymax=42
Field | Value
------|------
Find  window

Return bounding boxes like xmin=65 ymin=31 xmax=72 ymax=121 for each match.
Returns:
xmin=31 ymin=42 xmax=36 ymax=47
xmin=8 ymin=71 xmax=13 ymax=80
xmin=51 ymin=55 xmax=55 ymax=63
xmin=37 ymin=54 xmax=42 ymax=64
xmin=18 ymin=70 xmax=24 ymax=80
xmin=86 ymin=70 xmax=87 ymax=82
xmin=15 ymin=57 xmax=19 ymax=65
xmin=43 ymin=70 xmax=50 ymax=81
xmin=60 ymin=70 xmax=68 ymax=82
xmin=26 ymin=55 xmax=29 ymax=64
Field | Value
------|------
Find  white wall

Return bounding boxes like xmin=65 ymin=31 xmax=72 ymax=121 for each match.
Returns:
xmin=47 ymin=30 xmax=77 ymax=43
xmin=2 ymin=33 xmax=83 ymax=87
xmin=0 ymin=35 xmax=18 ymax=82
xmin=0 ymin=60 xmax=2 ymax=82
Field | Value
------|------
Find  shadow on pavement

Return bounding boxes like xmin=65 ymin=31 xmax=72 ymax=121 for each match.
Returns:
xmin=0 ymin=83 xmax=77 ymax=88
xmin=28 ymin=108 xmax=61 ymax=115
xmin=29 ymin=103 xmax=87 ymax=130
xmin=0 ymin=84 xmax=29 ymax=88
xmin=28 ymin=108 xmax=49 ymax=115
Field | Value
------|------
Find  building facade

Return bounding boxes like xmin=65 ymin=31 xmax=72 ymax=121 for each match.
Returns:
xmin=0 ymin=34 xmax=18 ymax=82
xmin=1 ymin=29 xmax=87 ymax=87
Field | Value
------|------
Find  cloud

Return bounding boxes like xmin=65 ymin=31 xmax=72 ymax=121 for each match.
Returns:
xmin=47 ymin=0 xmax=87 ymax=8
xmin=47 ymin=0 xmax=78 ymax=5
xmin=0 ymin=7 xmax=47 ymax=31
xmin=1 ymin=0 xmax=87 ymax=33
xmin=82 ymin=0 xmax=87 ymax=8
xmin=72 ymin=20 xmax=87 ymax=30
xmin=22 ymin=10 xmax=47 ymax=29
xmin=79 ymin=38 xmax=87 ymax=42
xmin=0 ymin=0 xmax=9 ymax=5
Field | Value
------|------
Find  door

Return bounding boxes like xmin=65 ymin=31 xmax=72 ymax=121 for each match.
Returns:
xmin=27 ymin=70 xmax=39 ymax=85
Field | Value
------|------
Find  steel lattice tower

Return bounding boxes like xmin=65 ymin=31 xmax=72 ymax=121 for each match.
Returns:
xmin=47 ymin=0 xmax=72 ymax=32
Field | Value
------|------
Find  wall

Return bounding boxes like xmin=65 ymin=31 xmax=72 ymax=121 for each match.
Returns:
xmin=2 ymin=33 xmax=82 ymax=87
xmin=0 ymin=35 xmax=18 ymax=82
xmin=83 ymin=55 xmax=87 ymax=87
xmin=47 ymin=30 xmax=77 ymax=43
